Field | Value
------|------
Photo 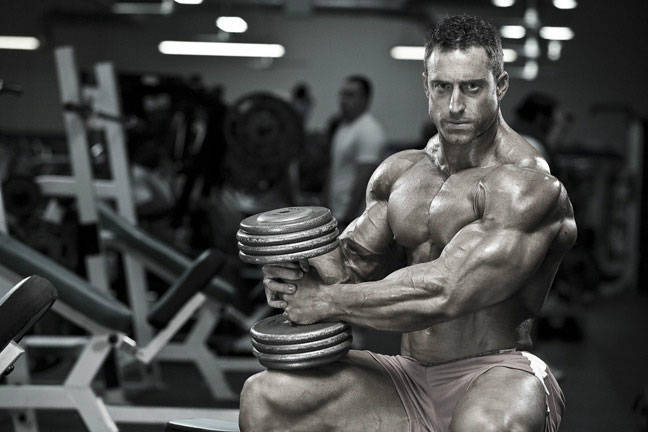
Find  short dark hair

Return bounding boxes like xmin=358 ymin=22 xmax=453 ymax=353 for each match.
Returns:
xmin=424 ymin=15 xmax=504 ymax=79
xmin=346 ymin=75 xmax=372 ymax=101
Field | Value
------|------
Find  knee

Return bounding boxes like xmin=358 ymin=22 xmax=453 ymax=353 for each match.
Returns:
xmin=451 ymin=405 xmax=545 ymax=432
xmin=239 ymin=370 xmax=308 ymax=430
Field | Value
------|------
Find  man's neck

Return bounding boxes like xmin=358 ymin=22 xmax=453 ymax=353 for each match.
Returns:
xmin=437 ymin=111 xmax=503 ymax=175
xmin=342 ymin=109 xmax=366 ymax=124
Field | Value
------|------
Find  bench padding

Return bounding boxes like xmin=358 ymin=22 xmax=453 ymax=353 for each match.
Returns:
xmin=0 ymin=233 xmax=132 ymax=331
xmin=97 ymin=202 xmax=235 ymax=303
xmin=148 ymin=249 xmax=225 ymax=328
xmin=0 ymin=276 xmax=57 ymax=350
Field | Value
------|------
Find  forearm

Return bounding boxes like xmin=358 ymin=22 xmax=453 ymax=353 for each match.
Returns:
xmin=321 ymin=266 xmax=449 ymax=332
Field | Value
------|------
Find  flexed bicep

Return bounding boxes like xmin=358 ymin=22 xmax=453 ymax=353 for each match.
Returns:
xmin=415 ymin=221 xmax=557 ymax=318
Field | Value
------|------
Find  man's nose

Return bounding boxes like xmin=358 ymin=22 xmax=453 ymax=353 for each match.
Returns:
xmin=449 ymin=87 xmax=465 ymax=116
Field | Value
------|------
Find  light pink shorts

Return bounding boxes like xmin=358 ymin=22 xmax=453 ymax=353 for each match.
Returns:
xmin=368 ymin=350 xmax=564 ymax=432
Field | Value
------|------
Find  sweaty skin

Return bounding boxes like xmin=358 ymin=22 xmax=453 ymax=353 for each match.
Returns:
xmin=246 ymin=45 xmax=577 ymax=432
xmin=267 ymin=47 xmax=576 ymax=364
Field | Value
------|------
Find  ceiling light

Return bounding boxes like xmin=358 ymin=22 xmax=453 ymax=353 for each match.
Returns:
xmin=524 ymin=37 xmax=540 ymax=58
xmin=113 ymin=2 xmax=173 ymax=14
xmin=522 ymin=60 xmax=538 ymax=80
xmin=553 ymin=0 xmax=577 ymax=9
xmin=0 ymin=36 xmax=40 ymax=50
xmin=500 ymin=25 xmax=526 ymax=39
xmin=216 ymin=16 xmax=248 ymax=33
xmin=503 ymin=48 xmax=518 ymax=62
xmin=492 ymin=0 xmax=515 ymax=7
xmin=539 ymin=26 xmax=574 ymax=40
xmin=547 ymin=40 xmax=562 ymax=60
xmin=524 ymin=7 xmax=540 ymax=28
xmin=174 ymin=0 xmax=203 ymax=4
xmin=390 ymin=46 xmax=425 ymax=61
xmin=158 ymin=41 xmax=285 ymax=58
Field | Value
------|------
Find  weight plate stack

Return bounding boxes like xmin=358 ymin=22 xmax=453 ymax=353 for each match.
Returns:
xmin=249 ymin=314 xmax=352 ymax=370
xmin=237 ymin=207 xmax=340 ymax=265
xmin=237 ymin=207 xmax=351 ymax=369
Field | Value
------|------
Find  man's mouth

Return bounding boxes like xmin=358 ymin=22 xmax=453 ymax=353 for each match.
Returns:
xmin=445 ymin=120 xmax=472 ymax=128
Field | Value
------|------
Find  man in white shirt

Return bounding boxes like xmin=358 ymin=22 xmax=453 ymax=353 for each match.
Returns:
xmin=327 ymin=75 xmax=386 ymax=227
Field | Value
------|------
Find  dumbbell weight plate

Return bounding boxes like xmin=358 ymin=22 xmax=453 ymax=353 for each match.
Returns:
xmin=256 ymin=350 xmax=349 ymax=370
xmin=251 ymin=314 xmax=349 ymax=344
xmin=236 ymin=219 xmax=338 ymax=247
xmin=239 ymin=239 xmax=339 ymax=265
xmin=252 ymin=329 xmax=351 ymax=355
xmin=238 ymin=228 xmax=339 ymax=256
xmin=240 ymin=207 xmax=332 ymax=235
xmin=252 ymin=339 xmax=352 ymax=364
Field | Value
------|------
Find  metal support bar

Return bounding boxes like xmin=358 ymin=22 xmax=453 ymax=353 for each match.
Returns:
xmin=0 ymin=341 xmax=24 ymax=375
xmin=36 ymin=175 xmax=118 ymax=198
xmin=136 ymin=292 xmax=207 ymax=364
xmin=65 ymin=335 xmax=113 ymax=387
xmin=106 ymin=406 xmax=239 ymax=424
xmin=54 ymin=46 xmax=110 ymax=293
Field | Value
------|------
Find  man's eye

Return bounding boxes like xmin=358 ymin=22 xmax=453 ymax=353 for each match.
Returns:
xmin=466 ymin=83 xmax=480 ymax=92
xmin=433 ymin=83 xmax=449 ymax=91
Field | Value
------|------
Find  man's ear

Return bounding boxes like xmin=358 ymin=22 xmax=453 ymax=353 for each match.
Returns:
xmin=496 ymin=71 xmax=509 ymax=100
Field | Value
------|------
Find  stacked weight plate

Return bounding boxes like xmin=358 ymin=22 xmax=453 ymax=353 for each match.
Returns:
xmin=237 ymin=206 xmax=352 ymax=370
xmin=237 ymin=207 xmax=339 ymax=265
xmin=250 ymin=314 xmax=352 ymax=370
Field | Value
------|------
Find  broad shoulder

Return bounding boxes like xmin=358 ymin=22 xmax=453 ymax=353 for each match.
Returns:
xmin=366 ymin=149 xmax=426 ymax=200
xmin=497 ymin=127 xmax=551 ymax=174
xmin=480 ymin=164 xmax=571 ymax=230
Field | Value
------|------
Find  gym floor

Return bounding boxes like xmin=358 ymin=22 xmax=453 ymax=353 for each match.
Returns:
xmin=1 ymin=289 xmax=646 ymax=431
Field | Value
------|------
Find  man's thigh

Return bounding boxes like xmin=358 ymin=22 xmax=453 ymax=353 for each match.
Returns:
xmin=244 ymin=350 xmax=409 ymax=432
xmin=449 ymin=366 xmax=546 ymax=432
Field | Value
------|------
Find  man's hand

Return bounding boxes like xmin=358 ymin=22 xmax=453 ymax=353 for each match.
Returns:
xmin=262 ymin=262 xmax=302 ymax=309
xmin=262 ymin=262 xmax=334 ymax=325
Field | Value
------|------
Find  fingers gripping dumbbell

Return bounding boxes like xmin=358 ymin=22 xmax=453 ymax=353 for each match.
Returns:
xmin=237 ymin=207 xmax=351 ymax=370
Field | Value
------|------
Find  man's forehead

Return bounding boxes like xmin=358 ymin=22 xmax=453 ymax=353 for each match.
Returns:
xmin=426 ymin=46 xmax=491 ymax=80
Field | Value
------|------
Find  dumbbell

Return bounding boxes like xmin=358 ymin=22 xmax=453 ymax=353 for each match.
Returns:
xmin=237 ymin=207 xmax=351 ymax=370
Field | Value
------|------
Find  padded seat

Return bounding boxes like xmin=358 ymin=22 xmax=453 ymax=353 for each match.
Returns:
xmin=0 ymin=232 xmax=132 ymax=331
xmin=166 ymin=418 xmax=239 ymax=432
xmin=147 ymin=249 xmax=226 ymax=328
xmin=97 ymin=202 xmax=236 ymax=304
xmin=0 ymin=275 xmax=57 ymax=350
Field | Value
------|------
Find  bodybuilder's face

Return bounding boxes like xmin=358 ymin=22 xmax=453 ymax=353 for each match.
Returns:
xmin=425 ymin=47 xmax=507 ymax=146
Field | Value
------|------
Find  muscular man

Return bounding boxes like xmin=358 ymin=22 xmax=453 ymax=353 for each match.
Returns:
xmin=241 ymin=15 xmax=576 ymax=432
xmin=327 ymin=75 xmax=386 ymax=228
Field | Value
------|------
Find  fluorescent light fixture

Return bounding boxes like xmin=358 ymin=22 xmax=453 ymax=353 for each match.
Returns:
xmin=500 ymin=25 xmax=526 ymax=39
xmin=539 ymin=26 xmax=574 ymax=40
xmin=492 ymin=0 xmax=515 ymax=7
xmin=524 ymin=7 xmax=540 ymax=28
xmin=503 ymin=48 xmax=518 ymax=62
xmin=175 ymin=0 xmax=202 ymax=4
xmin=524 ymin=37 xmax=540 ymax=58
xmin=522 ymin=60 xmax=538 ymax=80
xmin=547 ymin=40 xmax=562 ymax=60
xmin=158 ymin=41 xmax=285 ymax=57
xmin=390 ymin=46 xmax=425 ymax=61
xmin=0 ymin=36 xmax=40 ymax=50
xmin=216 ymin=16 xmax=248 ymax=33
xmin=113 ymin=2 xmax=173 ymax=14
xmin=553 ymin=0 xmax=577 ymax=9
